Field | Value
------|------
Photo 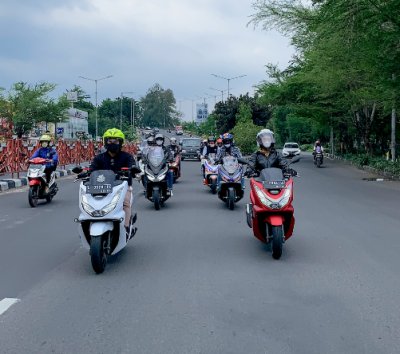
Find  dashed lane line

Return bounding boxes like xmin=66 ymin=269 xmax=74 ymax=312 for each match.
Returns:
xmin=0 ymin=298 xmax=20 ymax=316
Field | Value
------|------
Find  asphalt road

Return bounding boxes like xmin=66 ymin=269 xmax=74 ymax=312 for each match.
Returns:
xmin=0 ymin=148 xmax=399 ymax=354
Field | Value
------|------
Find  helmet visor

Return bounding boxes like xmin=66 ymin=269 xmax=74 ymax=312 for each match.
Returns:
xmin=260 ymin=134 xmax=273 ymax=148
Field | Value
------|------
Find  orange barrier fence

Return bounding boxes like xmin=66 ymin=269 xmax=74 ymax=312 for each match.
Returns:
xmin=0 ymin=139 xmax=138 ymax=177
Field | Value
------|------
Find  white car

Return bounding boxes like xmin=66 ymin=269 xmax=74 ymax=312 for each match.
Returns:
xmin=282 ymin=142 xmax=301 ymax=158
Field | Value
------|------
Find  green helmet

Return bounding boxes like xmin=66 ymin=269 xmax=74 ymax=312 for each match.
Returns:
xmin=103 ymin=128 xmax=125 ymax=144
xmin=39 ymin=134 xmax=52 ymax=143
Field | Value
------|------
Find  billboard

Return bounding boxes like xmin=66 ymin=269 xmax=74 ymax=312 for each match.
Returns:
xmin=196 ymin=103 xmax=208 ymax=125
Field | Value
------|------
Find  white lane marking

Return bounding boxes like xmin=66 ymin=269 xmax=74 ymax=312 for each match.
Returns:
xmin=0 ymin=298 xmax=20 ymax=315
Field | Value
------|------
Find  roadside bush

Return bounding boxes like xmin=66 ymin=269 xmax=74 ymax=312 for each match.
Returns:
xmin=300 ymin=144 xmax=313 ymax=152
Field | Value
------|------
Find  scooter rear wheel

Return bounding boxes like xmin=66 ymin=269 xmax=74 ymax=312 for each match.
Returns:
xmin=271 ymin=226 xmax=283 ymax=260
xmin=90 ymin=235 xmax=107 ymax=274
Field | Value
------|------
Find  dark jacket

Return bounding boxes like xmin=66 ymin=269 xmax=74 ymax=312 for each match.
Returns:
xmin=215 ymin=145 xmax=242 ymax=162
xmin=90 ymin=151 xmax=135 ymax=185
xmin=202 ymin=145 xmax=218 ymax=157
xmin=248 ymin=149 xmax=288 ymax=173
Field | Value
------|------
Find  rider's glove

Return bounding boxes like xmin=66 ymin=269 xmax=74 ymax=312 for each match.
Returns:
xmin=77 ymin=172 xmax=88 ymax=179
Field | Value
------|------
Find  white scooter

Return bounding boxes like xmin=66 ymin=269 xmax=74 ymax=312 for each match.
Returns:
xmin=73 ymin=166 xmax=141 ymax=274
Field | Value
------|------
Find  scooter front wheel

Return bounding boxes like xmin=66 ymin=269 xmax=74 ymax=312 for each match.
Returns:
xmin=90 ymin=235 xmax=107 ymax=274
xmin=210 ymin=180 xmax=217 ymax=194
xmin=227 ymin=187 xmax=235 ymax=210
xmin=153 ymin=188 xmax=161 ymax=210
xmin=271 ymin=226 xmax=283 ymax=260
xmin=28 ymin=186 xmax=39 ymax=207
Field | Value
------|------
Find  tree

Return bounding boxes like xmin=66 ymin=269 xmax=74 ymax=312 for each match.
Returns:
xmin=232 ymin=103 xmax=262 ymax=154
xmin=141 ymin=84 xmax=178 ymax=128
xmin=0 ymin=82 xmax=69 ymax=138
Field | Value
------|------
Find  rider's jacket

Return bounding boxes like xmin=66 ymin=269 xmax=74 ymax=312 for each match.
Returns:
xmin=90 ymin=151 xmax=135 ymax=185
xmin=31 ymin=147 xmax=58 ymax=168
xmin=313 ymin=145 xmax=324 ymax=153
xmin=215 ymin=145 xmax=242 ymax=162
xmin=248 ymin=149 xmax=288 ymax=173
xmin=202 ymin=145 xmax=218 ymax=157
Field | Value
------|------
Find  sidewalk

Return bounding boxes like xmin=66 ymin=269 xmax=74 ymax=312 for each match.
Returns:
xmin=0 ymin=163 xmax=89 ymax=192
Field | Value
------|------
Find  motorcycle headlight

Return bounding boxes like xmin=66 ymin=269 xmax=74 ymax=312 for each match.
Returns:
xmin=101 ymin=190 xmax=122 ymax=215
xmin=81 ymin=194 xmax=97 ymax=216
xmin=254 ymin=184 xmax=292 ymax=209
xmin=81 ymin=189 xmax=123 ymax=217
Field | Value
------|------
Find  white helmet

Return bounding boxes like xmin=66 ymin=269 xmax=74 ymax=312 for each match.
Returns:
xmin=256 ymin=129 xmax=275 ymax=149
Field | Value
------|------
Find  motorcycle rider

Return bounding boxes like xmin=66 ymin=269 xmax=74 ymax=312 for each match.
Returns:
xmin=216 ymin=138 xmax=223 ymax=150
xmin=246 ymin=129 xmax=294 ymax=176
xmin=169 ymin=137 xmax=181 ymax=157
xmin=86 ymin=128 xmax=136 ymax=236
xmin=215 ymin=133 xmax=243 ymax=191
xmin=215 ymin=133 xmax=242 ymax=162
xmin=313 ymin=139 xmax=324 ymax=163
xmin=30 ymin=134 xmax=58 ymax=192
xmin=154 ymin=133 xmax=174 ymax=196
xmin=201 ymin=136 xmax=218 ymax=158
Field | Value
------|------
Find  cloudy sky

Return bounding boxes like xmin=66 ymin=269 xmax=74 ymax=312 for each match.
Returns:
xmin=0 ymin=0 xmax=293 ymax=121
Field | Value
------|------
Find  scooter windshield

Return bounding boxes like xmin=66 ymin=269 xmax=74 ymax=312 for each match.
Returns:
xmin=148 ymin=147 xmax=165 ymax=167
xmin=222 ymin=156 xmax=239 ymax=174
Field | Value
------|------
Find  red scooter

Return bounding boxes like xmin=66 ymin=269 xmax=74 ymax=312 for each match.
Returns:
xmin=169 ymin=153 xmax=181 ymax=182
xmin=244 ymin=157 xmax=300 ymax=259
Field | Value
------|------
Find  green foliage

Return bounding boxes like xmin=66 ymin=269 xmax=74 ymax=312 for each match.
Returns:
xmin=0 ymin=82 xmax=69 ymax=138
xmin=141 ymin=83 xmax=178 ymax=128
xmin=213 ymin=93 xmax=272 ymax=135
xmin=343 ymin=154 xmax=400 ymax=176
xmin=251 ymin=0 xmax=400 ymax=156
xmin=232 ymin=103 xmax=262 ymax=155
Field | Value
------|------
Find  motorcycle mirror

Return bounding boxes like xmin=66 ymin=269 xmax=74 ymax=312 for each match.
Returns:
xmin=72 ymin=166 xmax=83 ymax=174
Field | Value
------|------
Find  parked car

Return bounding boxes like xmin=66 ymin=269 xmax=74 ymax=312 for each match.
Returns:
xmin=282 ymin=142 xmax=301 ymax=158
xmin=180 ymin=138 xmax=201 ymax=160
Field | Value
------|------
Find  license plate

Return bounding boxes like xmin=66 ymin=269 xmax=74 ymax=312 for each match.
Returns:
xmin=262 ymin=180 xmax=286 ymax=189
xmin=87 ymin=183 xmax=112 ymax=194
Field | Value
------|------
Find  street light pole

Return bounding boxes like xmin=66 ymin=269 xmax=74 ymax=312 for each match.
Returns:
xmin=211 ymin=73 xmax=246 ymax=99
xmin=79 ymin=75 xmax=113 ymax=139
xmin=120 ymin=91 xmax=135 ymax=130
xmin=209 ymin=87 xmax=228 ymax=103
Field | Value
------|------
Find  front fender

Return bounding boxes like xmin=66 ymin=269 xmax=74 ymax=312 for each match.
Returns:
xmin=90 ymin=222 xmax=114 ymax=236
xmin=265 ymin=215 xmax=284 ymax=226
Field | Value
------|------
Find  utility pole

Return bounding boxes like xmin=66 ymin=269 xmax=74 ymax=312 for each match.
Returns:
xmin=391 ymin=73 xmax=396 ymax=161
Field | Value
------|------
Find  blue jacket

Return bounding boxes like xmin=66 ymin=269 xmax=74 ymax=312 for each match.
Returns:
xmin=31 ymin=147 xmax=58 ymax=167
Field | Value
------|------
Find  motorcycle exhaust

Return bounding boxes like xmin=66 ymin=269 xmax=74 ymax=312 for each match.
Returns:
xmin=246 ymin=203 xmax=253 ymax=228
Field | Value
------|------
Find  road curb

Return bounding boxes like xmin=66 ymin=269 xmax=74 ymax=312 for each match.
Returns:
xmin=325 ymin=153 xmax=400 ymax=181
xmin=0 ymin=168 xmax=74 ymax=192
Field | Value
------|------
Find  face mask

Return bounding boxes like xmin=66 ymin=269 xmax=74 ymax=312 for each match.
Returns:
xmin=209 ymin=143 xmax=215 ymax=147
xmin=156 ymin=140 xmax=163 ymax=146
xmin=224 ymin=144 xmax=231 ymax=148
xmin=41 ymin=142 xmax=48 ymax=148
xmin=106 ymin=143 xmax=120 ymax=153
